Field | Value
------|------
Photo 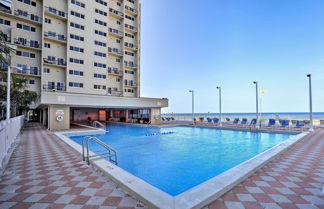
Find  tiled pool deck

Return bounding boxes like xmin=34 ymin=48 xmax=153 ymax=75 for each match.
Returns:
xmin=0 ymin=123 xmax=323 ymax=209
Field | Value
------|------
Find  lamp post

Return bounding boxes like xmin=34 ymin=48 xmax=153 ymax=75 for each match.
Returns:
xmin=307 ymin=74 xmax=314 ymax=131
xmin=216 ymin=87 xmax=222 ymax=126
xmin=189 ymin=90 xmax=194 ymax=124
xmin=6 ymin=66 xmax=10 ymax=120
xmin=253 ymin=81 xmax=259 ymax=129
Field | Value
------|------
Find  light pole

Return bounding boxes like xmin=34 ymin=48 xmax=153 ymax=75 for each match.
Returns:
xmin=307 ymin=74 xmax=313 ymax=131
xmin=6 ymin=66 xmax=10 ymax=120
xmin=216 ymin=87 xmax=222 ymax=126
xmin=253 ymin=81 xmax=259 ymax=129
xmin=189 ymin=90 xmax=194 ymax=124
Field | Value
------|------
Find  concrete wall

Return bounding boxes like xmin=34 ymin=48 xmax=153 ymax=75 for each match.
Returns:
xmin=150 ymin=108 xmax=161 ymax=125
xmin=72 ymin=108 xmax=99 ymax=122
xmin=48 ymin=105 xmax=70 ymax=130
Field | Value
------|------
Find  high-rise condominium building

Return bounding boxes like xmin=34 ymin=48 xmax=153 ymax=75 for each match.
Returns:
xmin=0 ymin=0 xmax=168 ymax=130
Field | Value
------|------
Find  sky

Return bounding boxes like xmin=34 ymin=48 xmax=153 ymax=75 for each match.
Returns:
xmin=139 ymin=0 xmax=324 ymax=113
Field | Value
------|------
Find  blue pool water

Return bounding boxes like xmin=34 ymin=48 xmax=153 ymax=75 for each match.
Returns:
xmin=67 ymin=124 xmax=295 ymax=196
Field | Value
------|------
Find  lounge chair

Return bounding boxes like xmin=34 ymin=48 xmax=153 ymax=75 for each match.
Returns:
xmin=295 ymin=120 xmax=305 ymax=130
xmin=161 ymin=117 xmax=165 ymax=121
xmin=266 ymin=119 xmax=276 ymax=129
xmin=249 ymin=119 xmax=257 ymax=127
xmin=212 ymin=118 xmax=219 ymax=125
xmin=206 ymin=118 xmax=213 ymax=125
xmin=280 ymin=120 xmax=290 ymax=129
xmin=166 ymin=117 xmax=171 ymax=122
xmin=232 ymin=118 xmax=240 ymax=126
xmin=240 ymin=118 xmax=248 ymax=126
xmin=199 ymin=117 xmax=204 ymax=123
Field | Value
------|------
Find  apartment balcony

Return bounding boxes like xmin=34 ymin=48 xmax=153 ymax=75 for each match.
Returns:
xmin=125 ymin=24 xmax=137 ymax=33
xmin=45 ymin=7 xmax=67 ymax=20
xmin=109 ymin=8 xmax=124 ymax=19
xmin=0 ymin=7 xmax=42 ymax=25
xmin=108 ymin=68 xmax=123 ymax=76
xmin=124 ymin=42 xmax=138 ymax=51
xmin=14 ymin=38 xmax=41 ymax=51
xmin=14 ymin=10 xmax=42 ymax=24
xmin=124 ymin=62 xmax=138 ymax=69
xmin=125 ymin=5 xmax=138 ymax=16
xmin=108 ymin=90 xmax=123 ymax=96
xmin=44 ymin=32 xmax=67 ymax=44
xmin=11 ymin=67 xmax=40 ymax=77
xmin=124 ymin=81 xmax=137 ymax=88
xmin=108 ymin=28 xmax=123 ymax=38
xmin=43 ymin=84 xmax=66 ymax=92
xmin=43 ymin=58 xmax=67 ymax=68
xmin=108 ymin=47 xmax=123 ymax=57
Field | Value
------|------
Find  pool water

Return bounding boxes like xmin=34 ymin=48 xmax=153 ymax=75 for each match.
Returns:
xmin=68 ymin=124 xmax=295 ymax=196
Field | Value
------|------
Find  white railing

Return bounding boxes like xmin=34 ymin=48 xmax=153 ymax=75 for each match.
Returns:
xmin=0 ymin=115 xmax=25 ymax=170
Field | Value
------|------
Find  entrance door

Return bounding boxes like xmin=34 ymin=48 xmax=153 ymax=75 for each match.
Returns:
xmin=99 ymin=110 xmax=106 ymax=121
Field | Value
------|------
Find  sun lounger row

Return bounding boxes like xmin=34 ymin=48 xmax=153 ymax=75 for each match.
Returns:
xmin=196 ymin=117 xmax=308 ymax=130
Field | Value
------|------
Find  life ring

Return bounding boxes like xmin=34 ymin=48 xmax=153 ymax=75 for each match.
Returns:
xmin=56 ymin=115 xmax=64 ymax=122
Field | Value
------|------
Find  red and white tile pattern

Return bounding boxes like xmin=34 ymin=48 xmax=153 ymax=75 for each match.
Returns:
xmin=0 ymin=124 xmax=146 ymax=209
xmin=0 ymin=124 xmax=323 ymax=209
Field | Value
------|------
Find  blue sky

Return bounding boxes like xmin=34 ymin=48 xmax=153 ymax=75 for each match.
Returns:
xmin=139 ymin=0 xmax=324 ymax=113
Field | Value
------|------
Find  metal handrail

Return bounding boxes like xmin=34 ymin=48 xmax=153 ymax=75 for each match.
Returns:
xmin=93 ymin=121 xmax=105 ymax=129
xmin=82 ymin=136 xmax=117 ymax=165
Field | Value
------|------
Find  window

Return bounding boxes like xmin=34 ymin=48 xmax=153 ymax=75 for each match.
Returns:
xmin=70 ymin=46 xmax=84 ymax=53
xmin=94 ymin=85 xmax=106 ymax=90
xmin=117 ymin=2 xmax=121 ymax=6
xmin=94 ymin=40 xmax=107 ymax=47
xmin=44 ymin=43 xmax=51 ymax=48
xmin=116 ymin=39 xmax=121 ymax=43
xmin=127 ymin=0 xmax=135 ymax=4
xmin=70 ymin=11 xmax=85 ymax=19
xmin=95 ymin=9 xmax=107 ymax=16
xmin=95 ymin=0 xmax=107 ymax=6
xmin=117 ymin=20 xmax=121 ymax=25
xmin=43 ymin=68 xmax=50 ymax=73
xmin=125 ymin=51 xmax=135 ymax=56
xmin=17 ymin=23 xmax=36 ymax=32
xmin=125 ymin=70 xmax=135 ymax=74
xmin=94 ymin=62 xmax=106 ymax=68
xmin=70 ymin=34 xmax=84 ymax=41
xmin=94 ymin=51 xmax=106 ymax=57
xmin=125 ymin=33 xmax=134 ymax=39
xmin=125 ymin=15 xmax=135 ymax=21
xmin=29 ymin=80 xmax=35 ymax=84
xmin=71 ymin=0 xmax=85 ymax=8
xmin=95 ymin=19 xmax=107 ymax=26
xmin=17 ymin=0 xmax=36 ymax=7
xmin=69 ymin=82 xmax=83 ymax=88
xmin=116 ymin=78 xmax=121 ymax=82
xmin=95 ymin=30 xmax=106 ymax=37
xmin=45 ymin=18 xmax=51 ymax=24
xmin=116 ymin=58 xmax=121 ymax=63
xmin=70 ymin=22 xmax=84 ymax=30
xmin=69 ymin=58 xmax=84 ymax=64
xmin=69 ymin=70 xmax=84 ymax=76
xmin=0 ymin=18 xmax=10 ymax=26
xmin=94 ymin=73 xmax=106 ymax=79
xmin=16 ymin=50 xmax=35 ymax=58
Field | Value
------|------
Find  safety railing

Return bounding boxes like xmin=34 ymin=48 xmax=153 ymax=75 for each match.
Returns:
xmin=93 ymin=121 xmax=105 ymax=129
xmin=82 ymin=136 xmax=117 ymax=165
xmin=0 ymin=115 xmax=25 ymax=171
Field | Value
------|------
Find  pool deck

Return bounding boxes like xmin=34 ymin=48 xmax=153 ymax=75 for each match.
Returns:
xmin=0 ymin=123 xmax=323 ymax=209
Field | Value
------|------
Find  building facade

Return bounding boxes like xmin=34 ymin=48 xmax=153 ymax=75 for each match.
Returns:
xmin=0 ymin=0 xmax=168 ymax=129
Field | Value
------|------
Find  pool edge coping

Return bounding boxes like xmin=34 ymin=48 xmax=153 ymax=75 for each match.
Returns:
xmin=54 ymin=129 xmax=310 ymax=209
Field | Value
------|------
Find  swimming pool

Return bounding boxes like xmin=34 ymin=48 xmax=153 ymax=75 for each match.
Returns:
xmin=67 ymin=124 xmax=295 ymax=196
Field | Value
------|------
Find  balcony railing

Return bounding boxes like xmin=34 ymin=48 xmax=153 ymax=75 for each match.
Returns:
xmin=45 ymin=7 xmax=67 ymax=19
xmin=108 ymin=68 xmax=123 ymax=75
xmin=43 ymin=58 xmax=67 ymax=66
xmin=124 ymin=42 xmax=138 ymax=50
xmin=124 ymin=81 xmax=137 ymax=87
xmin=43 ymin=84 xmax=66 ymax=91
xmin=108 ymin=47 xmax=123 ymax=56
xmin=44 ymin=32 xmax=67 ymax=42
xmin=14 ymin=10 xmax=42 ymax=23
xmin=108 ymin=90 xmax=123 ymax=96
xmin=109 ymin=8 xmax=124 ymax=18
xmin=124 ymin=62 xmax=137 ymax=68
xmin=14 ymin=38 xmax=41 ymax=49
xmin=0 ymin=7 xmax=11 ymax=14
xmin=108 ymin=28 xmax=123 ymax=37
xmin=125 ymin=5 xmax=138 ymax=15
xmin=125 ymin=24 xmax=137 ymax=32
xmin=12 ymin=67 xmax=40 ymax=76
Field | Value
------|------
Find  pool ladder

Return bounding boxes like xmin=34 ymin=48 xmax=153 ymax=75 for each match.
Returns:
xmin=82 ymin=136 xmax=118 ymax=165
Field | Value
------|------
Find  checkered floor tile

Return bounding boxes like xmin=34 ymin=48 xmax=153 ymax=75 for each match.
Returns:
xmin=0 ymin=123 xmax=147 ymax=209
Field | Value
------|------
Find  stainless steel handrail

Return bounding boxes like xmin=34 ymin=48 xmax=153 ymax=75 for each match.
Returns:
xmin=82 ymin=136 xmax=117 ymax=165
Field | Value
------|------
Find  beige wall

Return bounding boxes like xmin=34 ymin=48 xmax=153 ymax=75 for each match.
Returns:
xmin=150 ymin=108 xmax=161 ymax=125
xmin=48 ymin=105 xmax=70 ymax=130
